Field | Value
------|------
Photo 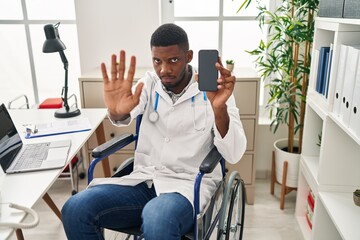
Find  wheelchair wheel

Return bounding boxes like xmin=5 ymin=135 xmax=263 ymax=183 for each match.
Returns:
xmin=217 ymin=171 xmax=245 ymax=240
xmin=224 ymin=178 xmax=245 ymax=240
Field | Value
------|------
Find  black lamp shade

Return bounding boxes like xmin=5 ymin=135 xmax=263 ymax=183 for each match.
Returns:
xmin=42 ymin=24 xmax=66 ymax=53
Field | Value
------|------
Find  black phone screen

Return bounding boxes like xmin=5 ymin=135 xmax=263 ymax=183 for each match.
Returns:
xmin=198 ymin=49 xmax=218 ymax=92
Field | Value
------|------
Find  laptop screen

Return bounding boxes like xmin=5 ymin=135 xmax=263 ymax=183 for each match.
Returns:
xmin=0 ymin=104 xmax=23 ymax=172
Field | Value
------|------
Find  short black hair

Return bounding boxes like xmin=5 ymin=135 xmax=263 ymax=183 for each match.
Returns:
xmin=150 ymin=23 xmax=189 ymax=51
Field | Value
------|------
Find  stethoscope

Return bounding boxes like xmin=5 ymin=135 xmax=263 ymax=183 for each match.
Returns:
xmin=149 ymin=91 xmax=208 ymax=131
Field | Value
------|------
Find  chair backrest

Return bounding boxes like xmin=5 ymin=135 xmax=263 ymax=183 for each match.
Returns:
xmin=7 ymin=94 xmax=30 ymax=109
xmin=134 ymin=114 xmax=142 ymax=149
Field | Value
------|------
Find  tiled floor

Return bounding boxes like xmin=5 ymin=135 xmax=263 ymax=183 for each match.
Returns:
xmin=8 ymin=178 xmax=302 ymax=240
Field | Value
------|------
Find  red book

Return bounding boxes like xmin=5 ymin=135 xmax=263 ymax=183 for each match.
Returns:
xmin=39 ymin=98 xmax=63 ymax=109
xmin=308 ymin=193 xmax=315 ymax=212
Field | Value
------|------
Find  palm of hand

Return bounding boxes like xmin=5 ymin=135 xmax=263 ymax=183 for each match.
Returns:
xmin=101 ymin=51 xmax=143 ymax=117
xmin=104 ymin=79 xmax=137 ymax=115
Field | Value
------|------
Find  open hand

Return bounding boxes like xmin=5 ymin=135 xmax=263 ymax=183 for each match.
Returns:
xmin=101 ymin=50 xmax=144 ymax=119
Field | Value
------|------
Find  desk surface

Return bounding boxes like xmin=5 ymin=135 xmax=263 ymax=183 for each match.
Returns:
xmin=0 ymin=108 xmax=106 ymax=239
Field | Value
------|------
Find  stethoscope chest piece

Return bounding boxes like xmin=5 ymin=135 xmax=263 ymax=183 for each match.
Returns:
xmin=149 ymin=111 xmax=159 ymax=123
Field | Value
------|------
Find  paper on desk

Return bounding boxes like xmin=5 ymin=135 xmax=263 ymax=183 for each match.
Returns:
xmin=24 ymin=117 xmax=91 ymax=139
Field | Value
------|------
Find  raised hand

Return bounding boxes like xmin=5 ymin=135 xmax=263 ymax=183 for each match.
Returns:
xmin=203 ymin=58 xmax=235 ymax=137
xmin=101 ymin=50 xmax=144 ymax=120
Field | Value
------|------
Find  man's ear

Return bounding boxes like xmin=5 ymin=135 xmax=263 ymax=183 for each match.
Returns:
xmin=186 ymin=50 xmax=193 ymax=63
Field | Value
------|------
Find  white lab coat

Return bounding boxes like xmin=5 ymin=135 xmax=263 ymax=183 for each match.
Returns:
xmin=89 ymin=68 xmax=247 ymax=211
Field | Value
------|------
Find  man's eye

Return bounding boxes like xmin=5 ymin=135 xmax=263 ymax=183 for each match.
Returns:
xmin=154 ymin=59 xmax=160 ymax=64
xmin=171 ymin=58 xmax=179 ymax=63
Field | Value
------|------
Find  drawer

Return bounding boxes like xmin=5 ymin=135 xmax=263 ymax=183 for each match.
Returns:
xmin=234 ymin=81 xmax=258 ymax=115
xmin=88 ymin=118 xmax=136 ymax=150
xmin=241 ymin=118 xmax=255 ymax=151
xmin=81 ymin=81 xmax=105 ymax=108
xmin=226 ymin=154 xmax=254 ymax=184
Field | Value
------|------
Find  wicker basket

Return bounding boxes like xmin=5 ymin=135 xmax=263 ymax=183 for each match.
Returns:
xmin=353 ymin=191 xmax=360 ymax=207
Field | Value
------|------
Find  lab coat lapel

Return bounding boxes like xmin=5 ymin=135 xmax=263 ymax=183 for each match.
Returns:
xmin=153 ymin=80 xmax=173 ymax=105
xmin=174 ymin=82 xmax=200 ymax=106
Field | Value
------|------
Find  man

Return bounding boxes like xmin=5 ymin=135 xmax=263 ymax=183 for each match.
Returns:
xmin=62 ymin=23 xmax=246 ymax=240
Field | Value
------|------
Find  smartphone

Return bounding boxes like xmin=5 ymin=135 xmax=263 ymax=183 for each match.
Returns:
xmin=198 ymin=49 xmax=219 ymax=92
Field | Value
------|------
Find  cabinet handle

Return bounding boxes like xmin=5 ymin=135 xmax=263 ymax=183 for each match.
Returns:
xmin=110 ymin=133 xmax=115 ymax=138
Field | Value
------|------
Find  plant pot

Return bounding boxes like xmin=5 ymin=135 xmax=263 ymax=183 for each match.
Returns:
xmin=226 ymin=64 xmax=234 ymax=72
xmin=274 ymin=138 xmax=300 ymax=188
xmin=354 ymin=190 xmax=360 ymax=207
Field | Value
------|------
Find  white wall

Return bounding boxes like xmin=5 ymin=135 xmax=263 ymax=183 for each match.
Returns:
xmin=74 ymin=0 xmax=160 ymax=74
xmin=256 ymin=122 xmax=287 ymax=179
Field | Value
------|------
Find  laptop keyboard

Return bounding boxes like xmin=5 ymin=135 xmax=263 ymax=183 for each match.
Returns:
xmin=14 ymin=143 xmax=50 ymax=169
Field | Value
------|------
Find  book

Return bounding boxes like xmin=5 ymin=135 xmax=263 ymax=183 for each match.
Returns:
xmin=315 ymin=47 xmax=331 ymax=95
xmin=39 ymin=98 xmax=63 ymax=109
xmin=324 ymin=44 xmax=334 ymax=98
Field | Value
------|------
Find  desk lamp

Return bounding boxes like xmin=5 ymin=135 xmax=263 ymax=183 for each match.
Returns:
xmin=42 ymin=22 xmax=81 ymax=118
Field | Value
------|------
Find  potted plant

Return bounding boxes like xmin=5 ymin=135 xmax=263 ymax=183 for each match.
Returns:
xmin=225 ymin=59 xmax=235 ymax=72
xmin=239 ymin=0 xmax=319 ymax=194
xmin=354 ymin=189 xmax=360 ymax=207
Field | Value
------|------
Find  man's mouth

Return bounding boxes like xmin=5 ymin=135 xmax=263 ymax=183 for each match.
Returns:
xmin=161 ymin=76 xmax=175 ymax=83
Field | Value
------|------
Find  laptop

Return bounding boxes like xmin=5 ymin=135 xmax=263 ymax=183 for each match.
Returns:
xmin=0 ymin=103 xmax=71 ymax=174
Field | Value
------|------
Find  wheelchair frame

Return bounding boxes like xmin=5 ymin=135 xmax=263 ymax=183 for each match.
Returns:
xmin=88 ymin=115 xmax=246 ymax=240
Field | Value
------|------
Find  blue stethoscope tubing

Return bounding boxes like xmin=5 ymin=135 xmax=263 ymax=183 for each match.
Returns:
xmin=149 ymin=91 xmax=208 ymax=131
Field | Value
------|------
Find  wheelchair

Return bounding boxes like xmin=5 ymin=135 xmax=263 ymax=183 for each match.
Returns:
xmin=88 ymin=115 xmax=246 ymax=240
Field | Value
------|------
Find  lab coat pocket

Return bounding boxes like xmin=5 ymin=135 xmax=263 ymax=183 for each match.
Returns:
xmin=181 ymin=104 xmax=212 ymax=134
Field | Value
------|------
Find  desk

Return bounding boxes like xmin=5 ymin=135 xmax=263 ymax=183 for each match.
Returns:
xmin=0 ymin=108 xmax=107 ymax=240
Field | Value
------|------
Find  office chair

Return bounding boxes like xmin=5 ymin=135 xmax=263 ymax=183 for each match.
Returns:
xmin=88 ymin=115 xmax=246 ymax=240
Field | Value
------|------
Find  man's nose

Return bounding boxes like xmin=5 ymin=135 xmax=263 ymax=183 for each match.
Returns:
xmin=160 ymin=63 xmax=171 ymax=74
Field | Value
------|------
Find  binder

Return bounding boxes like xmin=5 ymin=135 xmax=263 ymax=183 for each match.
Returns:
xmin=316 ymin=47 xmax=330 ymax=94
xmin=324 ymin=44 xmax=333 ymax=98
xmin=333 ymin=44 xmax=348 ymax=116
xmin=340 ymin=45 xmax=360 ymax=127
xmin=349 ymin=59 xmax=360 ymax=138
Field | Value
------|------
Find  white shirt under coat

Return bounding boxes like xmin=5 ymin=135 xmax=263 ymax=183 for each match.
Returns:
xmin=89 ymin=67 xmax=247 ymax=211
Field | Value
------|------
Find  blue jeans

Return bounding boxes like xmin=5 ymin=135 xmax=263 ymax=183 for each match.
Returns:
xmin=61 ymin=182 xmax=194 ymax=240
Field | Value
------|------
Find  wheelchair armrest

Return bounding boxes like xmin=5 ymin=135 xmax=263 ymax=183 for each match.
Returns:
xmin=92 ymin=133 xmax=134 ymax=158
xmin=199 ymin=146 xmax=223 ymax=174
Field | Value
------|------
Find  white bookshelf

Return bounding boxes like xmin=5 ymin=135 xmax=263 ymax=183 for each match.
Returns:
xmin=295 ymin=17 xmax=360 ymax=239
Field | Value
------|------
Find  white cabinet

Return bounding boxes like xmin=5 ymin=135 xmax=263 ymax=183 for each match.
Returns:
xmin=79 ymin=67 xmax=259 ymax=204
xmin=295 ymin=17 xmax=360 ymax=240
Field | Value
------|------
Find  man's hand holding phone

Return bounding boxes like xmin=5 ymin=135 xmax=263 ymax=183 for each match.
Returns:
xmin=198 ymin=49 xmax=235 ymax=106
xmin=197 ymin=49 xmax=236 ymax=137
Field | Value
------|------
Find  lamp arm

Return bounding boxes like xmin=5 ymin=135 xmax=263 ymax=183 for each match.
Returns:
xmin=59 ymin=51 xmax=69 ymax=112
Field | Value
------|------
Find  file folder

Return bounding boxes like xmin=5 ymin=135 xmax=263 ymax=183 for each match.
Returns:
xmin=333 ymin=44 xmax=348 ymax=116
xmin=340 ymin=45 xmax=360 ymax=127
xmin=349 ymin=59 xmax=360 ymax=138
